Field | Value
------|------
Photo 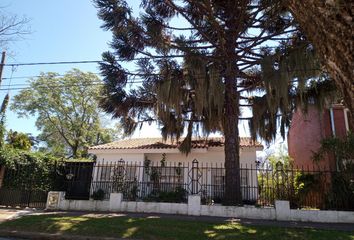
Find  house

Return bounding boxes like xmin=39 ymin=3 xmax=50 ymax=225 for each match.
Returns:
xmin=288 ymin=104 xmax=351 ymax=170
xmin=87 ymin=137 xmax=263 ymax=203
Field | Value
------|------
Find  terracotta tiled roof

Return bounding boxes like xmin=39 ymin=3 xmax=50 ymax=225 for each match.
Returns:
xmin=89 ymin=137 xmax=262 ymax=150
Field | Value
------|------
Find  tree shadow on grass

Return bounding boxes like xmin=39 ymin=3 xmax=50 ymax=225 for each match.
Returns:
xmin=0 ymin=214 xmax=353 ymax=240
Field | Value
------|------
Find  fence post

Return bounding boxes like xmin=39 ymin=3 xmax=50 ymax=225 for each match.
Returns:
xmin=275 ymin=161 xmax=286 ymax=200
xmin=112 ymin=158 xmax=125 ymax=193
xmin=188 ymin=194 xmax=201 ymax=216
xmin=46 ymin=191 xmax=63 ymax=210
xmin=275 ymin=200 xmax=290 ymax=221
xmin=191 ymin=159 xmax=199 ymax=195
xmin=187 ymin=159 xmax=201 ymax=216
xmin=109 ymin=192 xmax=123 ymax=211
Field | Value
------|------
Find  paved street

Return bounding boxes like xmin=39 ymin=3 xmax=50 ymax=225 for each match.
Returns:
xmin=0 ymin=238 xmax=26 ymax=240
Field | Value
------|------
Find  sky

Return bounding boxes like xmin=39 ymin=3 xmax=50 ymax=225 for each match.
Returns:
xmin=1 ymin=0 xmax=156 ymax=136
xmin=0 ymin=0 xmax=285 ymax=155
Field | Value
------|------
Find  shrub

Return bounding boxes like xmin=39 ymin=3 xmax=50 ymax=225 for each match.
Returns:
xmin=0 ymin=147 xmax=65 ymax=191
xmin=91 ymin=189 xmax=105 ymax=200
xmin=325 ymin=167 xmax=354 ymax=210
xmin=144 ymin=186 xmax=187 ymax=203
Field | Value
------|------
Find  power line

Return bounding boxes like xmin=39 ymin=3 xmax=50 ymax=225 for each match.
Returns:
xmin=0 ymin=70 xmax=324 ymax=92
xmin=0 ymin=70 xmax=323 ymax=92
xmin=1 ymin=71 xmax=150 ymax=80
xmin=0 ymin=81 xmax=102 ymax=87
xmin=4 ymin=60 xmax=103 ymax=67
xmin=2 ymin=75 xmax=144 ymax=87
xmin=0 ymin=79 xmax=149 ymax=91
xmin=2 ymin=45 xmax=314 ymax=67
xmin=3 ymin=57 xmax=182 ymax=67
xmin=2 ymin=67 xmax=323 ymax=82
xmin=0 ymin=56 xmax=324 ymax=92
xmin=2 ymin=73 xmax=102 ymax=81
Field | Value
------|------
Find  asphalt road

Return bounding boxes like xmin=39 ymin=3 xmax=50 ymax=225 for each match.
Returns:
xmin=0 ymin=238 xmax=27 ymax=240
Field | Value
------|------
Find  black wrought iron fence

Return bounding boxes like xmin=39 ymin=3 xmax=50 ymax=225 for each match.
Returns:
xmin=0 ymin=162 xmax=65 ymax=208
xmin=257 ymin=163 xmax=354 ymax=211
xmin=63 ymin=159 xmax=354 ymax=211
xmin=89 ymin=159 xmax=189 ymax=203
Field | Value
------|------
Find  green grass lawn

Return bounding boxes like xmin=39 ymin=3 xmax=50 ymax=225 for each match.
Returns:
xmin=0 ymin=214 xmax=353 ymax=240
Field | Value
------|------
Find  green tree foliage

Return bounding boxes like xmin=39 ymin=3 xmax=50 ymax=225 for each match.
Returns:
xmin=311 ymin=132 xmax=354 ymax=210
xmin=265 ymin=145 xmax=294 ymax=169
xmin=10 ymin=69 xmax=120 ymax=158
xmin=5 ymin=130 xmax=33 ymax=151
xmin=0 ymin=146 xmax=63 ymax=191
xmin=287 ymin=1 xmax=354 ymax=128
xmin=0 ymin=93 xmax=9 ymax=148
xmin=0 ymin=131 xmax=64 ymax=192
xmin=312 ymin=132 xmax=354 ymax=170
xmin=258 ymin=151 xmax=323 ymax=209
xmin=94 ymin=0 xmax=336 ymax=204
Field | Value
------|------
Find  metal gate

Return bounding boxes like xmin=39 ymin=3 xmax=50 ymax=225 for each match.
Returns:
xmin=0 ymin=188 xmax=48 ymax=208
xmin=0 ymin=163 xmax=65 ymax=209
xmin=64 ymin=162 xmax=94 ymax=200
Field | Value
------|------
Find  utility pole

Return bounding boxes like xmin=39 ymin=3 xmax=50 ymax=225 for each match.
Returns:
xmin=0 ymin=51 xmax=7 ymax=121
xmin=0 ymin=51 xmax=5 ymax=86
xmin=0 ymin=51 xmax=6 ymax=188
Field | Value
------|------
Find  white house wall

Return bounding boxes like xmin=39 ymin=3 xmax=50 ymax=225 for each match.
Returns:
xmin=95 ymin=153 xmax=145 ymax=164
xmin=91 ymin=147 xmax=259 ymax=166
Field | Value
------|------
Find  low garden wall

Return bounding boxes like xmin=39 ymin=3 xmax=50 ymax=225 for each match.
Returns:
xmin=46 ymin=192 xmax=354 ymax=223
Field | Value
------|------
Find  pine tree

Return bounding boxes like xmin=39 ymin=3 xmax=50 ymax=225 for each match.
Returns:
xmin=287 ymin=1 xmax=353 ymax=129
xmin=94 ymin=0 xmax=336 ymax=205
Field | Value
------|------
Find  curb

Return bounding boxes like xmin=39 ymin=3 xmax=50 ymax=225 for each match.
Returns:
xmin=0 ymin=230 xmax=133 ymax=240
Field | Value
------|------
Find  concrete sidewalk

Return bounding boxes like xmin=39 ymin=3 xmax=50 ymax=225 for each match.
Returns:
xmin=0 ymin=208 xmax=39 ymax=223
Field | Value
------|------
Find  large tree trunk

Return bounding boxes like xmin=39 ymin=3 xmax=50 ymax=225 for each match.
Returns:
xmin=287 ymin=0 xmax=354 ymax=129
xmin=223 ymin=12 xmax=242 ymax=205
xmin=223 ymin=87 xmax=242 ymax=205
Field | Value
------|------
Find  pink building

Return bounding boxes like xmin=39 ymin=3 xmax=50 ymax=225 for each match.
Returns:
xmin=288 ymin=104 xmax=351 ymax=170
